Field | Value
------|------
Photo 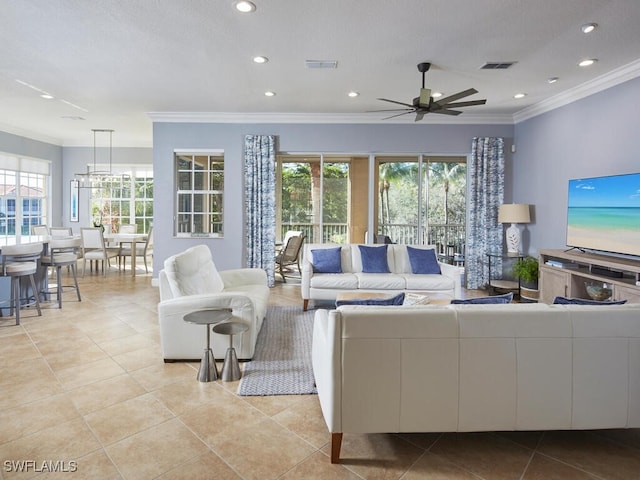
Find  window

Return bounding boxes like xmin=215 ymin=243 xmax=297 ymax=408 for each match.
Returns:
xmin=277 ymin=154 xmax=369 ymax=244
xmin=0 ymin=154 xmax=49 ymax=242
xmin=175 ymin=152 xmax=224 ymax=237
xmin=90 ymin=167 xmax=153 ymax=233
xmin=376 ymin=155 xmax=466 ymax=253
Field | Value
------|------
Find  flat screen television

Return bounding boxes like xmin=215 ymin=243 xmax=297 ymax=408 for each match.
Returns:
xmin=566 ymin=172 xmax=640 ymax=257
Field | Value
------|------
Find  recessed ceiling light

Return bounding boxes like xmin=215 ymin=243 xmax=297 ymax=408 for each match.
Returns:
xmin=264 ymin=91 xmax=275 ymax=97
xmin=235 ymin=1 xmax=256 ymax=13
xmin=581 ymin=23 xmax=597 ymax=34
xmin=40 ymin=93 xmax=54 ymax=99
xmin=253 ymin=56 xmax=268 ymax=64
xmin=432 ymin=92 xmax=443 ymax=98
xmin=547 ymin=77 xmax=559 ymax=84
xmin=578 ymin=58 xmax=597 ymax=67
xmin=514 ymin=93 xmax=527 ymax=99
xmin=347 ymin=91 xmax=359 ymax=98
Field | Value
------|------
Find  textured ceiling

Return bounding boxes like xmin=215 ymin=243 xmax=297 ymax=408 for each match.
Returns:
xmin=1 ymin=0 xmax=640 ymax=146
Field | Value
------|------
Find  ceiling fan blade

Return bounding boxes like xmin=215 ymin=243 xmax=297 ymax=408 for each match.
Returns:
xmin=418 ymin=88 xmax=431 ymax=107
xmin=382 ymin=111 xmax=415 ymax=120
xmin=367 ymin=108 xmax=415 ymax=113
xmin=439 ymin=99 xmax=487 ymax=109
xmin=377 ymin=98 xmax=415 ymax=108
xmin=432 ymin=109 xmax=462 ymax=116
xmin=414 ymin=111 xmax=427 ymax=122
xmin=435 ymin=88 xmax=479 ymax=106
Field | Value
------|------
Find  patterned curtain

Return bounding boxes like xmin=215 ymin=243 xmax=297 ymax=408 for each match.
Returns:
xmin=244 ymin=135 xmax=277 ymax=287
xmin=466 ymin=137 xmax=505 ymax=289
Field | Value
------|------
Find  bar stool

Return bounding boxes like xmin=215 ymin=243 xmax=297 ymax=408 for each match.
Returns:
xmin=40 ymin=237 xmax=81 ymax=308
xmin=1 ymin=243 xmax=43 ymax=325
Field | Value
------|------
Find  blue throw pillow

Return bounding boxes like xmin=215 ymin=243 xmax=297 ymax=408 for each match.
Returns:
xmin=552 ymin=296 xmax=627 ymax=305
xmin=358 ymin=245 xmax=390 ymax=273
xmin=311 ymin=247 xmax=342 ymax=273
xmin=407 ymin=246 xmax=441 ymax=274
xmin=336 ymin=292 xmax=405 ymax=307
xmin=451 ymin=292 xmax=513 ymax=304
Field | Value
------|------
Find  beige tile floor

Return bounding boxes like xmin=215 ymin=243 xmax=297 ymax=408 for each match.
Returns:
xmin=1 ymin=267 xmax=639 ymax=479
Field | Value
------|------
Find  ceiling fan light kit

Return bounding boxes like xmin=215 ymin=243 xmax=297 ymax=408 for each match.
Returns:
xmin=372 ymin=62 xmax=487 ymax=121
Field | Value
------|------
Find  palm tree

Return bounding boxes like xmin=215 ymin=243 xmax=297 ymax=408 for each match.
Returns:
xmin=310 ymin=161 xmax=321 ymax=242
xmin=428 ymin=162 xmax=465 ymax=226
xmin=428 ymin=161 xmax=466 ymax=249
xmin=378 ymin=161 xmax=416 ymax=230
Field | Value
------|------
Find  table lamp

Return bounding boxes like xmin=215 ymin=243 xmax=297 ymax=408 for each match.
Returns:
xmin=498 ymin=204 xmax=530 ymax=254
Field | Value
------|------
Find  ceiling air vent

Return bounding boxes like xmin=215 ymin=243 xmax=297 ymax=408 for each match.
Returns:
xmin=304 ymin=60 xmax=338 ymax=69
xmin=480 ymin=61 xmax=516 ymax=70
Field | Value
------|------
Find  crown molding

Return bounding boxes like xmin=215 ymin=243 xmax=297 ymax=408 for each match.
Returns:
xmin=147 ymin=111 xmax=514 ymax=125
xmin=513 ymin=58 xmax=640 ymax=123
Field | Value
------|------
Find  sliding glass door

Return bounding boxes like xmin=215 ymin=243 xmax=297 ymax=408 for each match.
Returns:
xmin=375 ymin=156 xmax=420 ymax=243
xmin=277 ymin=153 xmax=465 ymax=254
xmin=276 ymin=155 xmax=369 ymax=244
xmin=423 ymin=157 xmax=466 ymax=258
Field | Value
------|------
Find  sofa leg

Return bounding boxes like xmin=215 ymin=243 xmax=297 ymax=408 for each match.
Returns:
xmin=303 ymin=299 xmax=309 ymax=311
xmin=330 ymin=432 xmax=343 ymax=464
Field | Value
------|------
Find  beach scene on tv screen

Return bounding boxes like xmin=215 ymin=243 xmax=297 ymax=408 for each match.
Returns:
xmin=567 ymin=173 xmax=640 ymax=256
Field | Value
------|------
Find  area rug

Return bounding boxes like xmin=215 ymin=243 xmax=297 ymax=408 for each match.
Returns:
xmin=237 ymin=305 xmax=318 ymax=396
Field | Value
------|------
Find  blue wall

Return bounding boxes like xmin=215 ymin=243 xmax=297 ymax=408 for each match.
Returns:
xmin=153 ymin=122 xmax=514 ymax=272
xmin=513 ymin=76 xmax=640 ymax=255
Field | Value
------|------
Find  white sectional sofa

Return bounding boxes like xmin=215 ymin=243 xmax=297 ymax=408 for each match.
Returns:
xmin=158 ymin=245 xmax=270 ymax=361
xmin=301 ymin=243 xmax=462 ymax=310
xmin=312 ymin=302 xmax=640 ymax=463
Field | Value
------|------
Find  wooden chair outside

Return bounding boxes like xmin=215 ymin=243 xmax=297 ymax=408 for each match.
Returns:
xmin=275 ymin=232 xmax=305 ymax=282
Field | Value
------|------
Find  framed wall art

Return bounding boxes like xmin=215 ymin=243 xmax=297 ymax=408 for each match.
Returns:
xmin=70 ymin=179 xmax=79 ymax=222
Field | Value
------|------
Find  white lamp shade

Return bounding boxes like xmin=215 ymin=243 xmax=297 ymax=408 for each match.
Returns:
xmin=498 ymin=204 xmax=530 ymax=224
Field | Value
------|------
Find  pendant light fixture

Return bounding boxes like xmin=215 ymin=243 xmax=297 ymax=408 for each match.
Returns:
xmin=74 ymin=129 xmax=127 ymax=187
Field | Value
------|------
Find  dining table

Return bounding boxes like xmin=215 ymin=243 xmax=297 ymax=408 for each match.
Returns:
xmin=103 ymin=233 xmax=148 ymax=277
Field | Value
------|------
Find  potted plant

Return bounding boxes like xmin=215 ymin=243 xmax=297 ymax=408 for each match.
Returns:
xmin=512 ymin=256 xmax=539 ymax=302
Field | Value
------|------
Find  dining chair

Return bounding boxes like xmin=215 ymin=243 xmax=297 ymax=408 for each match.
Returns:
xmin=0 ymin=243 xmax=43 ymax=325
xmin=115 ymin=223 xmax=137 ymax=250
xmin=119 ymin=226 xmax=153 ymax=273
xmin=80 ymin=227 xmax=119 ymax=276
xmin=50 ymin=227 xmax=73 ymax=237
xmin=40 ymin=237 xmax=81 ymax=308
xmin=31 ymin=225 xmax=49 ymax=236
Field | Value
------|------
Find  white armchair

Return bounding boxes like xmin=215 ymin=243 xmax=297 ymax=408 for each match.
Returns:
xmin=158 ymin=245 xmax=269 ymax=361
